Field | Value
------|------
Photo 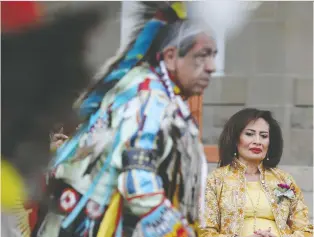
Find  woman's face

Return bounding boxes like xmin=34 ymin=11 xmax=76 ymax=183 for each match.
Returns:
xmin=237 ymin=118 xmax=270 ymax=163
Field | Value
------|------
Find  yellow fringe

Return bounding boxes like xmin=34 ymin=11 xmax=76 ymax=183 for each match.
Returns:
xmin=1 ymin=159 xmax=26 ymax=210
xmin=97 ymin=192 xmax=122 ymax=237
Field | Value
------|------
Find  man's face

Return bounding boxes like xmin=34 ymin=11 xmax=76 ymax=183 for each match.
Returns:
xmin=164 ymin=33 xmax=217 ymax=97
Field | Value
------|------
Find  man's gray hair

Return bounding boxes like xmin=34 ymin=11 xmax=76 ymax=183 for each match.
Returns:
xmin=146 ymin=19 xmax=213 ymax=65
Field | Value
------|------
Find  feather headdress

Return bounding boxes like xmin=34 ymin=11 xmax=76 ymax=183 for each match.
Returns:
xmin=78 ymin=1 xmax=187 ymax=118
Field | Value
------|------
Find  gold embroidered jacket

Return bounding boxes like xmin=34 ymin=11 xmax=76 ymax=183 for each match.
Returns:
xmin=199 ymin=159 xmax=313 ymax=237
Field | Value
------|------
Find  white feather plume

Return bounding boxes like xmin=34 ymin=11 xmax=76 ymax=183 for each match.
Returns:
xmin=188 ymin=1 xmax=261 ymax=76
xmin=188 ymin=1 xmax=261 ymax=38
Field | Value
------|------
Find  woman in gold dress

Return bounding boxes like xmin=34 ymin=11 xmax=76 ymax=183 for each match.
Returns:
xmin=199 ymin=108 xmax=313 ymax=237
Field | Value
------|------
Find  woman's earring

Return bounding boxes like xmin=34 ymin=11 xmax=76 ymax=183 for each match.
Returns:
xmin=234 ymin=152 xmax=237 ymax=157
xmin=266 ymin=157 xmax=270 ymax=161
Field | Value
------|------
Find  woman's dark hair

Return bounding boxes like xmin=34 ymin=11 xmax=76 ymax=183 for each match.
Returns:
xmin=218 ymin=108 xmax=283 ymax=168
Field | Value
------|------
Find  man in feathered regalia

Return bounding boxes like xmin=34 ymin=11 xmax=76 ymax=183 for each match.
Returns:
xmin=33 ymin=2 xmax=217 ymax=236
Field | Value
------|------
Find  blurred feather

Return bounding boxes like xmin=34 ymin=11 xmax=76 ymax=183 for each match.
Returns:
xmin=188 ymin=1 xmax=261 ymax=38
xmin=188 ymin=1 xmax=261 ymax=76
xmin=1 ymin=3 xmax=116 ymax=202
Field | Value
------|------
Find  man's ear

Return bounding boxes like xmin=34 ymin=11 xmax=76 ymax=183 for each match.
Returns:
xmin=162 ymin=46 xmax=178 ymax=72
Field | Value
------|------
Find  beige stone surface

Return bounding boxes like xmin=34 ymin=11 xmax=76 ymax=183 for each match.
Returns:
xmin=252 ymin=2 xmax=277 ymax=21
xmin=246 ymin=76 xmax=293 ymax=107
xmin=224 ymin=22 xmax=256 ymax=76
xmin=294 ymin=79 xmax=313 ymax=106
xmin=211 ymin=106 xmax=246 ymax=128
xmin=203 ymin=76 xmax=248 ymax=105
xmin=253 ymin=21 xmax=286 ymax=74
xmin=202 ymin=125 xmax=223 ymax=145
xmin=284 ymin=21 xmax=313 ymax=77
xmin=290 ymin=129 xmax=313 ymax=166
xmin=291 ymin=108 xmax=313 ymax=129
xmin=276 ymin=2 xmax=313 ymax=22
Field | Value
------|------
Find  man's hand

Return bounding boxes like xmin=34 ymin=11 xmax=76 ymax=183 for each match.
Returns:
xmin=50 ymin=132 xmax=68 ymax=151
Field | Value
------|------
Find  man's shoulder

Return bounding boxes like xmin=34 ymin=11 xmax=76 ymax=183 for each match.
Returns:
xmin=124 ymin=66 xmax=167 ymax=94
xmin=127 ymin=65 xmax=159 ymax=83
xmin=130 ymin=66 xmax=171 ymax=100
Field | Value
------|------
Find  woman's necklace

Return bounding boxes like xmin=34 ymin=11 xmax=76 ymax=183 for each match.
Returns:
xmin=245 ymin=181 xmax=261 ymax=233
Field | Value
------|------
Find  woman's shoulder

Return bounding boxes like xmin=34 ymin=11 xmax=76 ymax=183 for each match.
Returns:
xmin=267 ymin=167 xmax=297 ymax=184
xmin=207 ymin=165 xmax=230 ymax=179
